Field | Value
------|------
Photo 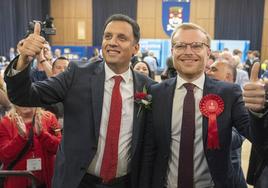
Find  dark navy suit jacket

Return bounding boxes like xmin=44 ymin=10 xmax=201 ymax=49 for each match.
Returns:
xmin=4 ymin=59 xmax=155 ymax=188
xmin=139 ymin=75 xmax=265 ymax=188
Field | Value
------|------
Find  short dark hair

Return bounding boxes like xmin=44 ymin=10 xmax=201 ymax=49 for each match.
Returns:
xmin=103 ymin=14 xmax=140 ymax=43
xmin=132 ymin=60 xmax=153 ymax=78
xmin=253 ymin=50 xmax=260 ymax=58
xmin=233 ymin=49 xmax=242 ymax=55
xmin=209 ymin=54 xmax=216 ymax=61
xmin=247 ymin=50 xmax=253 ymax=55
xmin=52 ymin=56 xmax=69 ymax=69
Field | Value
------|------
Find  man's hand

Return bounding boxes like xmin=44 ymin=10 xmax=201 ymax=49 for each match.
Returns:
xmin=243 ymin=62 xmax=266 ymax=112
xmin=36 ymin=43 xmax=52 ymax=63
xmin=16 ymin=22 xmax=45 ymax=71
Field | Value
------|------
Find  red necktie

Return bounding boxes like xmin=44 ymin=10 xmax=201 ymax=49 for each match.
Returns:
xmin=178 ymin=83 xmax=195 ymax=188
xmin=100 ymin=76 xmax=123 ymax=183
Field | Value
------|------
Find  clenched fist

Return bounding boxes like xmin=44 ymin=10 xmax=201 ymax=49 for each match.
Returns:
xmin=243 ymin=62 xmax=266 ymax=112
xmin=16 ymin=22 xmax=46 ymax=71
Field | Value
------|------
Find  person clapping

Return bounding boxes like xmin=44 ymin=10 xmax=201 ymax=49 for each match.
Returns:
xmin=0 ymin=105 xmax=61 ymax=188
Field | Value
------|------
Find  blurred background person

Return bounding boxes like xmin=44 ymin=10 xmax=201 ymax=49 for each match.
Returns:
xmin=30 ymin=41 xmax=53 ymax=82
xmin=132 ymin=60 xmax=153 ymax=79
xmin=44 ymin=57 xmax=70 ymax=128
xmin=0 ymin=105 xmax=61 ymax=188
xmin=88 ymin=48 xmax=102 ymax=63
xmin=52 ymin=48 xmax=62 ymax=62
xmin=205 ymin=53 xmax=216 ymax=72
xmin=131 ymin=50 xmax=143 ymax=65
xmin=0 ymin=74 xmax=11 ymax=118
xmin=233 ymin=49 xmax=243 ymax=61
xmin=233 ymin=54 xmax=249 ymax=89
xmin=219 ymin=51 xmax=249 ymax=89
xmin=160 ymin=55 xmax=177 ymax=80
xmin=9 ymin=48 xmax=16 ymax=62
xmin=261 ymin=59 xmax=268 ymax=78
xmin=51 ymin=57 xmax=69 ymax=76
xmin=143 ymin=51 xmax=157 ymax=79
xmin=244 ymin=50 xmax=254 ymax=77
xmin=54 ymin=48 xmax=61 ymax=59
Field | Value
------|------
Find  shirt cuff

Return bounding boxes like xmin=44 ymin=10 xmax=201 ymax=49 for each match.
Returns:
xmin=6 ymin=56 xmax=22 ymax=76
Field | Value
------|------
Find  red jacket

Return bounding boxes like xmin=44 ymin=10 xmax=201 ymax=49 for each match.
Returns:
xmin=0 ymin=111 xmax=61 ymax=188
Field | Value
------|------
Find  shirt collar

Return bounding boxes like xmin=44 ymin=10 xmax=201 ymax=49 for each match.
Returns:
xmin=176 ymin=73 xmax=205 ymax=90
xmin=104 ymin=63 xmax=133 ymax=83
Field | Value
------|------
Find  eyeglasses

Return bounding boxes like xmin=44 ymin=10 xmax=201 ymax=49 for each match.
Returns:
xmin=172 ymin=42 xmax=210 ymax=54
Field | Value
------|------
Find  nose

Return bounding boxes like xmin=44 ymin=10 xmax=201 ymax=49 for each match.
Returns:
xmin=108 ymin=36 xmax=118 ymax=46
xmin=184 ymin=44 xmax=194 ymax=54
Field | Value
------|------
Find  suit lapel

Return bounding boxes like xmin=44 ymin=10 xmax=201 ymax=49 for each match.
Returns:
xmin=163 ymin=78 xmax=177 ymax=145
xmin=131 ymin=71 xmax=145 ymax=157
xmin=91 ymin=63 xmax=105 ymax=141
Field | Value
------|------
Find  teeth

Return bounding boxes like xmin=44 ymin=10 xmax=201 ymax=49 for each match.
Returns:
xmin=181 ymin=59 xmax=197 ymax=62
xmin=108 ymin=50 xmax=119 ymax=55
xmin=108 ymin=50 xmax=119 ymax=53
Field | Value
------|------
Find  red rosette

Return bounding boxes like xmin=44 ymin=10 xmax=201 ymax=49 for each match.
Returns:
xmin=134 ymin=92 xmax=147 ymax=100
xmin=199 ymin=94 xmax=224 ymax=149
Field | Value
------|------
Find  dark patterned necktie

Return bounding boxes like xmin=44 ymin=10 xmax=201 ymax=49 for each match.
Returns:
xmin=178 ymin=83 xmax=195 ymax=188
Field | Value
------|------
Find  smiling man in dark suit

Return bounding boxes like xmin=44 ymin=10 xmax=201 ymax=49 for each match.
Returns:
xmin=139 ymin=23 xmax=265 ymax=188
xmin=4 ymin=14 xmax=155 ymax=188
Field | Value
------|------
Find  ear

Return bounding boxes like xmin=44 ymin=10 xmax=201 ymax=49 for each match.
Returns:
xmin=207 ymin=48 xmax=211 ymax=57
xmin=133 ymin=43 xmax=140 ymax=55
xmin=226 ymin=72 xmax=233 ymax=82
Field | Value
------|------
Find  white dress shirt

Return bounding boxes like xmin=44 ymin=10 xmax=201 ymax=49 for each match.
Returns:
xmin=167 ymin=73 xmax=215 ymax=188
xmin=87 ymin=63 xmax=134 ymax=177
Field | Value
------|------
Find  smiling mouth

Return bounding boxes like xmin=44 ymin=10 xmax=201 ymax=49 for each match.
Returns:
xmin=107 ymin=49 xmax=120 ymax=54
xmin=181 ymin=59 xmax=199 ymax=63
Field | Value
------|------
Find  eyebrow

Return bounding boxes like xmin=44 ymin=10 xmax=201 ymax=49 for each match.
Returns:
xmin=118 ymin=33 xmax=128 ymax=38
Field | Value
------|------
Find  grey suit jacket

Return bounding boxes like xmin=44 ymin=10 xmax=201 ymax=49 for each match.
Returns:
xmin=5 ymin=58 xmax=155 ymax=188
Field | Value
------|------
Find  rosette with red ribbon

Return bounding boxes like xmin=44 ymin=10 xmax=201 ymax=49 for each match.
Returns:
xmin=199 ymin=94 xmax=224 ymax=149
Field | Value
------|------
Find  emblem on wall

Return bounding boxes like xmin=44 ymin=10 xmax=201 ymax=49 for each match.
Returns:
xmin=162 ymin=0 xmax=191 ymax=36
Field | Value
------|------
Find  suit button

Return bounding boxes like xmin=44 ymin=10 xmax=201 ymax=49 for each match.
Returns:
xmin=80 ymin=162 xmax=88 ymax=170
xmin=91 ymin=146 xmax=97 ymax=151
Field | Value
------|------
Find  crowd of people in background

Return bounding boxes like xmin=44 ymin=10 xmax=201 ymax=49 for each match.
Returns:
xmin=0 ymin=13 xmax=268 ymax=188
xmin=0 ymin=39 xmax=69 ymax=188
xmin=1 ymin=44 xmax=268 ymax=85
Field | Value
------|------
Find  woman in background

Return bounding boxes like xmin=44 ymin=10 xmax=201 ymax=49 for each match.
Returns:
xmin=0 ymin=105 xmax=61 ymax=188
xmin=133 ymin=60 xmax=153 ymax=79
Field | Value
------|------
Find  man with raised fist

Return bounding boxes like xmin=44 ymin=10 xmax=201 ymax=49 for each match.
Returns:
xmin=4 ymin=14 xmax=155 ymax=188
